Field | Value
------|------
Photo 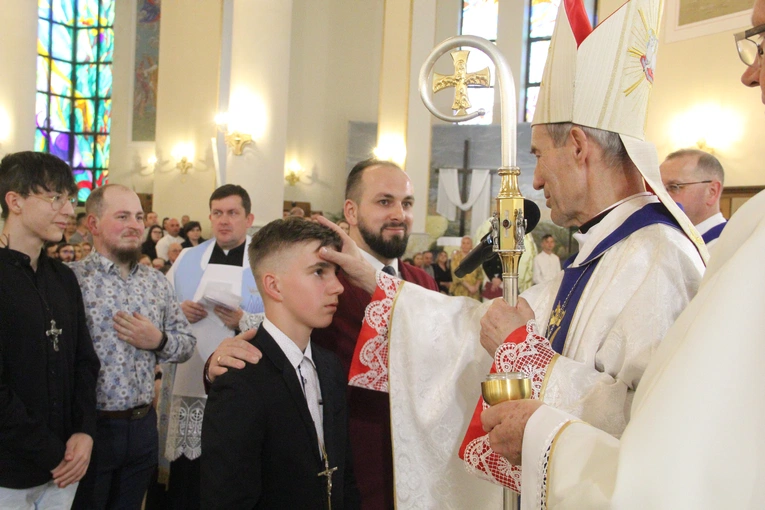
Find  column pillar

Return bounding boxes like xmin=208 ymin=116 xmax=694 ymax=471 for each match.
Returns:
xmin=221 ymin=0 xmax=293 ymax=226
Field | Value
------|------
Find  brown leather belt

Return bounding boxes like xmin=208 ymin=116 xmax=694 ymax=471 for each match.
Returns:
xmin=98 ymin=404 xmax=152 ymax=421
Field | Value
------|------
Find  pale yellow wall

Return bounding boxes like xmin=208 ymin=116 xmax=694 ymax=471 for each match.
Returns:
xmin=283 ymin=0 xmax=384 ymax=216
xmin=109 ymin=0 xmax=155 ymax=195
xmin=598 ymin=0 xmax=765 ymax=186
xmin=0 ymin=1 xmax=36 ymax=155
xmin=152 ymin=0 xmax=221 ymax=232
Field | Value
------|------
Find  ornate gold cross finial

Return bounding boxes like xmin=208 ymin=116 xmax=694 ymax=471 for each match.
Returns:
xmin=433 ymin=50 xmax=490 ymax=116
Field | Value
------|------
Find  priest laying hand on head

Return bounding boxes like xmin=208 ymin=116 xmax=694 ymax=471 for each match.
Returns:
xmin=479 ymin=298 xmax=535 ymax=354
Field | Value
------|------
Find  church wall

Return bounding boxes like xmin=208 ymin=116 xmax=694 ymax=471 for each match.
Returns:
xmin=0 ymin=1 xmax=37 ymax=156
xmin=598 ymin=0 xmax=765 ymax=187
xmin=151 ymin=0 xmax=222 ymax=232
xmin=283 ymin=0 xmax=385 ymax=218
xmin=108 ymin=0 xmax=154 ymax=195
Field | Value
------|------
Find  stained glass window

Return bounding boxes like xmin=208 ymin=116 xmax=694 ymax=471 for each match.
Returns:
xmin=36 ymin=0 xmax=115 ymax=203
xmin=459 ymin=0 xmax=498 ymax=125
xmin=524 ymin=0 xmax=597 ymax=122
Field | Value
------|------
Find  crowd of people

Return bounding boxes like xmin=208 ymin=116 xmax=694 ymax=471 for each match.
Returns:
xmin=2 ymin=0 xmax=764 ymax=507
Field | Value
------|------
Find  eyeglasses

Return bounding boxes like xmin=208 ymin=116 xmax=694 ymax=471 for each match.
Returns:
xmin=664 ymin=180 xmax=712 ymax=194
xmin=735 ymin=24 xmax=765 ymax=66
xmin=26 ymin=193 xmax=77 ymax=211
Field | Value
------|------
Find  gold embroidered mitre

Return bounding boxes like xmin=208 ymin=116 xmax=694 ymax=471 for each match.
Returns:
xmin=532 ymin=0 xmax=708 ymax=261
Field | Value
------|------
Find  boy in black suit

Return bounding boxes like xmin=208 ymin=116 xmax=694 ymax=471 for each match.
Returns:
xmin=201 ymin=218 xmax=360 ymax=509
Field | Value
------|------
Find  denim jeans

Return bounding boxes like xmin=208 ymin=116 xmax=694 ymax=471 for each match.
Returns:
xmin=72 ymin=407 xmax=158 ymax=510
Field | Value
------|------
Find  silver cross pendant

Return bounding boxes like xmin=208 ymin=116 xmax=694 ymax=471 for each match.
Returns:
xmin=46 ymin=319 xmax=62 ymax=352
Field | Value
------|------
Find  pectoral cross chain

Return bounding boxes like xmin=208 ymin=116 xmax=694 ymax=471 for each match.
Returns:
xmin=46 ymin=319 xmax=62 ymax=352
xmin=318 ymin=444 xmax=337 ymax=509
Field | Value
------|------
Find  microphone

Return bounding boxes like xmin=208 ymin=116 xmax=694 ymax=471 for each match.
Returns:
xmin=453 ymin=199 xmax=541 ymax=278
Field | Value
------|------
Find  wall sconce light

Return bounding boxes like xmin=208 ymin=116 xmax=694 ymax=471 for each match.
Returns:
xmin=669 ymin=104 xmax=743 ymax=154
xmin=285 ymin=160 xmax=304 ymax=186
xmin=171 ymin=143 xmax=195 ymax=175
xmin=138 ymin=155 xmax=158 ymax=176
xmin=215 ymin=111 xmax=254 ymax=156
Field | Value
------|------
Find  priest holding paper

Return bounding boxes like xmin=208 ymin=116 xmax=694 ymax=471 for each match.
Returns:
xmin=159 ymin=184 xmax=264 ymax=508
xmin=318 ymin=0 xmax=707 ymax=507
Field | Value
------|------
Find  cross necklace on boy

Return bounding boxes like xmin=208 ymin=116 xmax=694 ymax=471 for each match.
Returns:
xmin=318 ymin=443 xmax=337 ymax=509
xmin=16 ymin=257 xmax=61 ymax=352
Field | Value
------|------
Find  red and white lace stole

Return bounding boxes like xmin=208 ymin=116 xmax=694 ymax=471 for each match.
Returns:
xmin=348 ymin=271 xmax=401 ymax=392
xmin=459 ymin=320 xmax=558 ymax=493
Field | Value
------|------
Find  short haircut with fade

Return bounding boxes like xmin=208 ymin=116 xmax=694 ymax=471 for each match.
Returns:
xmin=664 ymin=148 xmax=725 ymax=185
xmin=248 ymin=217 xmax=342 ymax=294
xmin=209 ymin=184 xmax=251 ymax=215
xmin=345 ymin=158 xmax=403 ymax=203
xmin=541 ymin=234 xmax=554 ymax=241
xmin=0 ymin=151 xmax=77 ymax=219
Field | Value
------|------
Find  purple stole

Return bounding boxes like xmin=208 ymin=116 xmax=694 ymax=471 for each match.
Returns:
xmin=547 ymin=203 xmax=682 ymax=354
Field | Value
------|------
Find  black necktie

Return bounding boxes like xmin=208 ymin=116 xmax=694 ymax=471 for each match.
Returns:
xmin=382 ymin=265 xmax=396 ymax=276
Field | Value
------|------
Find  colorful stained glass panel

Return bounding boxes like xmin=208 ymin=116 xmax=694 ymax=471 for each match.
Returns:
xmin=76 ymin=28 xmax=96 ymax=62
xmin=99 ymin=29 xmax=114 ymax=62
xmin=38 ymin=20 xmax=51 ymax=56
xmin=76 ymin=0 xmax=98 ymax=27
xmin=50 ymin=96 xmax=72 ymax=131
xmin=74 ymin=134 xmax=94 ymax=168
xmin=49 ymin=131 xmax=71 ymax=160
xmin=73 ymin=169 xmax=93 ymax=203
xmin=53 ymin=0 xmax=75 ymax=26
xmin=96 ymin=99 xmax=111 ymax=132
xmin=36 ymin=93 xmax=50 ymax=128
xmin=38 ymin=0 xmax=114 ymax=204
xmin=95 ymin=169 xmax=108 ymax=188
xmin=98 ymin=64 xmax=112 ymax=97
xmin=39 ymin=0 xmax=52 ymax=19
xmin=95 ymin=135 xmax=110 ymax=168
xmin=530 ymin=0 xmax=561 ymax=39
xmin=74 ymin=99 xmax=95 ymax=132
xmin=35 ymin=129 xmax=49 ymax=152
xmin=462 ymin=0 xmax=499 ymax=40
xmin=50 ymin=59 xmax=73 ymax=96
xmin=51 ymin=24 xmax=74 ymax=60
xmin=101 ymin=0 xmax=115 ymax=25
xmin=75 ymin=64 xmax=96 ymax=97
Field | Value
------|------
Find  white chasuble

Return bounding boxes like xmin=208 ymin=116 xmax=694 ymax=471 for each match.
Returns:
xmin=523 ymin=190 xmax=765 ymax=509
xmin=348 ymin=194 xmax=704 ymax=507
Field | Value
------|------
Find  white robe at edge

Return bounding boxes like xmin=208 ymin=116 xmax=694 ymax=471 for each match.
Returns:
xmin=379 ymin=194 xmax=704 ymax=508
xmin=521 ymin=190 xmax=765 ymax=509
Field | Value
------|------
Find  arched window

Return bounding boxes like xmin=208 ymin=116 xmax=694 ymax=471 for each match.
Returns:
xmin=524 ymin=0 xmax=597 ymax=122
xmin=36 ymin=0 xmax=115 ymax=203
xmin=459 ymin=0 xmax=498 ymax=125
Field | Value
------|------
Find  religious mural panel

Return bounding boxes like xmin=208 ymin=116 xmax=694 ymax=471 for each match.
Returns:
xmin=132 ymin=0 xmax=161 ymax=142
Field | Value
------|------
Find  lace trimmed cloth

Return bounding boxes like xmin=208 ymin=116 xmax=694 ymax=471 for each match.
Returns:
xmin=460 ymin=320 xmax=557 ymax=493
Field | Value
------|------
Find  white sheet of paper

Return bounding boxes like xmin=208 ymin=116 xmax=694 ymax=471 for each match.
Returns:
xmin=172 ymin=264 xmax=244 ymax=399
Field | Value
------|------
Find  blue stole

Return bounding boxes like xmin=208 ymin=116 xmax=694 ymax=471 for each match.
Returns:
xmin=172 ymin=239 xmax=264 ymax=314
xmin=546 ymin=203 xmax=681 ymax=354
xmin=702 ymin=221 xmax=726 ymax=244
